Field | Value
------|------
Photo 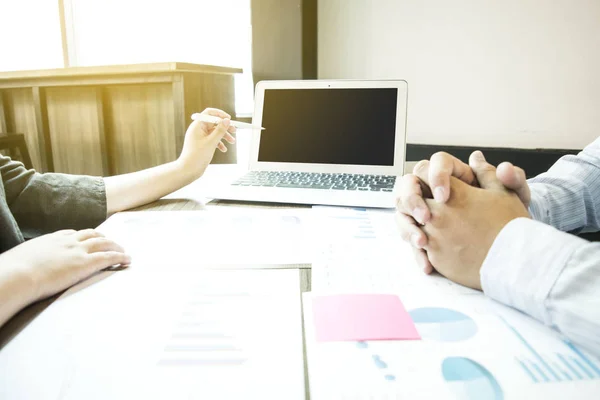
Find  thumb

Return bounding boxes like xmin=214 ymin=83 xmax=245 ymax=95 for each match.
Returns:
xmin=208 ymin=118 xmax=230 ymax=146
xmin=468 ymin=151 xmax=504 ymax=191
xmin=497 ymin=162 xmax=531 ymax=207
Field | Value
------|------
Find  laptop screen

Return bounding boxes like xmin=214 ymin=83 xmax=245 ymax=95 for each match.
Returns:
xmin=257 ymin=88 xmax=398 ymax=166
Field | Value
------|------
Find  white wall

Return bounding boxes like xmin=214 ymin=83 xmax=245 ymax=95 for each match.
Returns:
xmin=318 ymin=0 xmax=600 ymax=149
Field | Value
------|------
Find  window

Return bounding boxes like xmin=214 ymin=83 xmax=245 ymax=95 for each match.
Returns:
xmin=0 ymin=0 xmax=254 ymax=115
xmin=0 ymin=1 xmax=64 ymax=71
xmin=65 ymin=0 xmax=254 ymax=115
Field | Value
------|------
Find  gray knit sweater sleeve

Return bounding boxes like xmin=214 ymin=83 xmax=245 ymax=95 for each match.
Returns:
xmin=0 ymin=156 xmax=107 ymax=239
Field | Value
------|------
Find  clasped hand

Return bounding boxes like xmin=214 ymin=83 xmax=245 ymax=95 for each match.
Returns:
xmin=395 ymin=151 xmax=531 ymax=289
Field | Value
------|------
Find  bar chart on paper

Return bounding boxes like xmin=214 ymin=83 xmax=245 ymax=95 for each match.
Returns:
xmin=500 ymin=317 xmax=600 ymax=383
xmin=159 ymin=284 xmax=251 ymax=367
xmin=312 ymin=206 xmax=400 ymax=242
xmin=152 ymin=269 xmax=306 ymax=399
xmin=310 ymin=206 xmax=412 ymax=292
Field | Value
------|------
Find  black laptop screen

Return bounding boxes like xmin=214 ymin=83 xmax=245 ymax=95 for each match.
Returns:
xmin=257 ymin=88 xmax=398 ymax=166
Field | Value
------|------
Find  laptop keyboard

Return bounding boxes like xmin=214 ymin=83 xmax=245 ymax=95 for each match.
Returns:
xmin=232 ymin=171 xmax=396 ymax=192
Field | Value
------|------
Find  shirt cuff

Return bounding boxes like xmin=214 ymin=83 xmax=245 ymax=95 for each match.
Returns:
xmin=480 ymin=218 xmax=586 ymax=325
xmin=527 ymin=184 xmax=547 ymax=223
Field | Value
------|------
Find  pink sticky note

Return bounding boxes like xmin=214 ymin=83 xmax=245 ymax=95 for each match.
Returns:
xmin=312 ymin=294 xmax=421 ymax=342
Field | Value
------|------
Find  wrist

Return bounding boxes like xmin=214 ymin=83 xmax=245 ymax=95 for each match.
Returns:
xmin=0 ymin=253 xmax=38 ymax=310
xmin=174 ymin=157 xmax=203 ymax=183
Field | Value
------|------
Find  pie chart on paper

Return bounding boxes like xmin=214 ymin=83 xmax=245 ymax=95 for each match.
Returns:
xmin=442 ymin=357 xmax=504 ymax=400
xmin=409 ymin=307 xmax=478 ymax=342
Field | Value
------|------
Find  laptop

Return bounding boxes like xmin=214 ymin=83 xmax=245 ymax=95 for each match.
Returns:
xmin=208 ymin=80 xmax=408 ymax=208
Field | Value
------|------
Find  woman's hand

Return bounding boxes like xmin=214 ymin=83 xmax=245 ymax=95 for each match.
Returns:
xmin=104 ymin=107 xmax=237 ymax=214
xmin=0 ymin=229 xmax=130 ymax=302
xmin=177 ymin=108 xmax=237 ymax=179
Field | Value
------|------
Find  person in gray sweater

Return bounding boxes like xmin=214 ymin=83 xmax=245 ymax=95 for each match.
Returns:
xmin=0 ymin=108 xmax=235 ymax=328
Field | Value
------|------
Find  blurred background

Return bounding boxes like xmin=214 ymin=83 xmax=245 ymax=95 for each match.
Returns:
xmin=1 ymin=0 xmax=599 ymax=177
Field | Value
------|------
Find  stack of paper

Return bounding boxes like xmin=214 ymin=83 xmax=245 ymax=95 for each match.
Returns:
xmin=0 ymin=269 xmax=306 ymax=400
xmin=97 ymin=208 xmax=314 ymax=267
xmin=304 ymin=288 xmax=600 ymax=399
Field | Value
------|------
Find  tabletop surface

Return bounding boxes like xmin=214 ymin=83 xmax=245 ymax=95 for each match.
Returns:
xmin=0 ymin=165 xmax=310 ymax=349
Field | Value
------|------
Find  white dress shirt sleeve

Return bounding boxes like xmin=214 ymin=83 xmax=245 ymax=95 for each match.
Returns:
xmin=481 ymin=217 xmax=600 ymax=357
xmin=527 ymin=138 xmax=600 ymax=233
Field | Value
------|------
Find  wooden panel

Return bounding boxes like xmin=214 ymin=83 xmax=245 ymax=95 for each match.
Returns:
xmin=183 ymin=72 xmax=236 ymax=164
xmin=0 ymin=74 xmax=174 ymax=90
xmin=95 ymin=89 xmax=109 ymax=175
xmin=0 ymin=62 xmax=241 ymax=81
xmin=104 ymin=83 xmax=176 ymax=175
xmin=1 ymin=89 xmax=43 ymax=170
xmin=46 ymin=87 xmax=107 ymax=175
xmin=0 ymin=93 xmax=10 ymax=157
xmin=0 ymin=92 xmax=7 ymax=133
xmin=302 ymin=0 xmax=318 ymax=79
xmin=251 ymin=0 xmax=303 ymax=82
xmin=31 ymin=87 xmax=53 ymax=172
xmin=172 ymin=74 xmax=186 ymax=156
xmin=0 ymin=64 xmax=240 ymax=174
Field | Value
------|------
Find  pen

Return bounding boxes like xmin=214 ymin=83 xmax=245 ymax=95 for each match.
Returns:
xmin=191 ymin=113 xmax=265 ymax=130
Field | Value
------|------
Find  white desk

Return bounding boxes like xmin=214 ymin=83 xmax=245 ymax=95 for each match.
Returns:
xmin=2 ymin=164 xmax=600 ymax=399
xmin=0 ymin=165 xmax=313 ymax=399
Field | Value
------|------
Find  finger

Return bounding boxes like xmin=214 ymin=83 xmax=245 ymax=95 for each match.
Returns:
xmin=223 ymin=132 xmax=236 ymax=144
xmin=217 ymin=141 xmax=227 ymax=152
xmin=186 ymin=118 xmax=215 ymax=137
xmin=202 ymin=108 xmax=231 ymax=120
xmin=413 ymin=248 xmax=434 ymax=274
xmin=411 ymin=161 xmax=435 ymax=198
xmin=395 ymin=211 xmax=428 ymax=248
xmin=429 ymin=152 xmax=477 ymax=203
xmin=497 ymin=162 xmax=531 ymax=207
xmin=209 ymin=118 xmax=230 ymax=143
xmin=82 ymin=237 xmax=125 ymax=254
xmin=468 ymin=151 xmax=504 ymax=191
xmin=191 ymin=119 xmax=215 ymax=136
xmin=397 ymin=175 xmax=431 ymax=224
xmin=412 ymin=159 xmax=431 ymax=186
xmin=89 ymin=251 xmax=132 ymax=272
xmin=75 ymin=229 xmax=104 ymax=241
xmin=56 ymin=229 xmax=77 ymax=235
xmin=205 ymin=120 xmax=236 ymax=136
